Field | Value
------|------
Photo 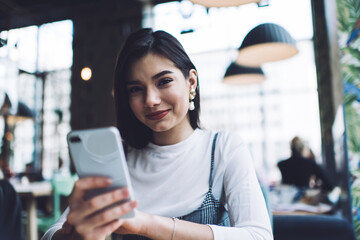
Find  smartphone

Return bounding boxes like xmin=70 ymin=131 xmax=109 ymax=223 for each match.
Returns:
xmin=67 ymin=126 xmax=135 ymax=218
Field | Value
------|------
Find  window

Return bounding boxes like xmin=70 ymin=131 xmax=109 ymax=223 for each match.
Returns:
xmin=0 ymin=20 xmax=73 ymax=179
xmin=151 ymin=0 xmax=319 ymax=184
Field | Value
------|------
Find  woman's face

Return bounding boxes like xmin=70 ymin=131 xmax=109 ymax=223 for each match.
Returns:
xmin=126 ymin=53 xmax=197 ymax=134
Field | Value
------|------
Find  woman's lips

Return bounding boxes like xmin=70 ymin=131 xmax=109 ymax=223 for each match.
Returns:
xmin=146 ymin=110 xmax=170 ymax=120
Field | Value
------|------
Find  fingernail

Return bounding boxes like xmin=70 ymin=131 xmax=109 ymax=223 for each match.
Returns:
xmin=122 ymin=188 xmax=129 ymax=196
xmin=104 ymin=178 xmax=112 ymax=184
xmin=115 ymin=189 xmax=124 ymax=198
xmin=130 ymin=201 xmax=137 ymax=208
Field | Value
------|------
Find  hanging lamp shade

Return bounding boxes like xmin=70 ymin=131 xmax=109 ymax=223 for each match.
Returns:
xmin=6 ymin=101 xmax=34 ymax=126
xmin=223 ymin=62 xmax=265 ymax=85
xmin=236 ymin=23 xmax=298 ymax=67
xmin=189 ymin=0 xmax=262 ymax=8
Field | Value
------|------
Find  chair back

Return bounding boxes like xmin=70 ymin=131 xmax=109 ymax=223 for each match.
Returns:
xmin=51 ymin=174 xmax=77 ymax=220
xmin=38 ymin=174 xmax=78 ymax=233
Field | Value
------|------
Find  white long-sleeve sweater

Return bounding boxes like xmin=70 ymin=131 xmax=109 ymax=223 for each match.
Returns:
xmin=41 ymin=128 xmax=273 ymax=240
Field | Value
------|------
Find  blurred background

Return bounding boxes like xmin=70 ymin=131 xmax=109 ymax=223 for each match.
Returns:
xmin=0 ymin=0 xmax=359 ymax=239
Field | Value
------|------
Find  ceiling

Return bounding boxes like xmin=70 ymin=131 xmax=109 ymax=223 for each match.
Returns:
xmin=0 ymin=0 xmax=174 ymax=31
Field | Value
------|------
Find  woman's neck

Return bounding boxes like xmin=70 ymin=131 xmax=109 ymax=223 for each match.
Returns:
xmin=152 ymin=122 xmax=195 ymax=146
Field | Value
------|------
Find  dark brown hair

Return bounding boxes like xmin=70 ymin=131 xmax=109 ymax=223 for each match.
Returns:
xmin=113 ymin=28 xmax=200 ymax=149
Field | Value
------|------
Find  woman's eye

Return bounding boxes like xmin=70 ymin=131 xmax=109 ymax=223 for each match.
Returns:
xmin=158 ymin=78 xmax=173 ymax=86
xmin=128 ymin=86 xmax=142 ymax=93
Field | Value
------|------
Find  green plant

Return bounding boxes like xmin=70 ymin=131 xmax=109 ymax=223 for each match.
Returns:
xmin=337 ymin=0 xmax=360 ymax=239
xmin=337 ymin=0 xmax=360 ymax=155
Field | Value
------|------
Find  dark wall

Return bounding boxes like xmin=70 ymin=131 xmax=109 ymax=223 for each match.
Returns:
xmin=0 ymin=0 xmax=151 ymax=31
xmin=70 ymin=0 xmax=143 ymax=130
xmin=1 ymin=0 xmax=143 ymax=129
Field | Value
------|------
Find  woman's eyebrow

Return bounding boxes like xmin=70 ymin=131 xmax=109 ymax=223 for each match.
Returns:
xmin=126 ymin=80 xmax=141 ymax=85
xmin=151 ymin=70 xmax=173 ymax=80
xmin=126 ymin=70 xmax=173 ymax=85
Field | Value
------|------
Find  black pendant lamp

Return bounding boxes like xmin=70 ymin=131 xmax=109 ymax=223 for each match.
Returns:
xmin=6 ymin=101 xmax=34 ymax=125
xmin=0 ymin=93 xmax=34 ymax=126
xmin=223 ymin=62 xmax=265 ymax=85
xmin=236 ymin=23 xmax=298 ymax=67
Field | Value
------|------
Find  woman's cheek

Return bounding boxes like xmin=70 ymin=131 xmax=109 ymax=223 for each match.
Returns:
xmin=129 ymin=99 xmax=142 ymax=119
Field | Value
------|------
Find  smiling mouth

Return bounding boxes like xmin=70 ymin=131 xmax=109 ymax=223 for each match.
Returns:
xmin=146 ymin=110 xmax=170 ymax=120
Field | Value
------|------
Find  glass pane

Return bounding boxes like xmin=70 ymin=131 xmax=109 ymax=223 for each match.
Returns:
xmin=152 ymin=0 xmax=319 ymax=184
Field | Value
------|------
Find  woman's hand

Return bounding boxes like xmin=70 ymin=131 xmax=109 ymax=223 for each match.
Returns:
xmin=66 ymin=177 xmax=138 ymax=240
xmin=114 ymin=211 xmax=150 ymax=235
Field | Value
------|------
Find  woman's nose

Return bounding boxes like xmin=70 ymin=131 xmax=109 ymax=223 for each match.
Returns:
xmin=144 ymin=88 xmax=161 ymax=107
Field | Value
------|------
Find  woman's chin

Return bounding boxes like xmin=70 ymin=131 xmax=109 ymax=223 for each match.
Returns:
xmin=151 ymin=126 xmax=171 ymax=133
xmin=147 ymin=122 xmax=173 ymax=133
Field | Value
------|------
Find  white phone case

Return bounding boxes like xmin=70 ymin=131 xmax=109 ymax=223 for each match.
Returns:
xmin=67 ymin=126 xmax=135 ymax=218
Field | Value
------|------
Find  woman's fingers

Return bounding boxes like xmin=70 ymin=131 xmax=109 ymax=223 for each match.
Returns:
xmin=68 ymin=177 xmax=134 ymax=226
xmin=66 ymin=177 xmax=137 ymax=239
xmin=67 ymin=177 xmax=111 ymax=225
xmin=73 ymin=188 xmax=130 ymax=221
xmin=97 ymin=219 xmax=125 ymax=238
xmin=79 ymin=219 xmax=125 ymax=240
xmin=69 ymin=177 xmax=112 ymax=203
xmin=73 ymin=201 xmax=137 ymax=240
xmin=77 ymin=200 xmax=137 ymax=231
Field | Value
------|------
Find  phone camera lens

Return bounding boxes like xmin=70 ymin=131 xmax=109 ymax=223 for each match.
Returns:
xmin=70 ymin=136 xmax=81 ymax=143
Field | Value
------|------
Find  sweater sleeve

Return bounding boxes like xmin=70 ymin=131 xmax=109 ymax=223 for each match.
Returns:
xmin=209 ymin=132 xmax=273 ymax=240
xmin=40 ymin=208 xmax=68 ymax=240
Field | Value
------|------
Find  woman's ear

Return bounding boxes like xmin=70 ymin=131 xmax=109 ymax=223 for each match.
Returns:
xmin=188 ymin=69 xmax=198 ymax=89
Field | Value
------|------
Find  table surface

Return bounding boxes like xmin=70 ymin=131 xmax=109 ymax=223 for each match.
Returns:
xmin=11 ymin=180 xmax=53 ymax=240
xmin=12 ymin=180 xmax=53 ymax=196
xmin=269 ymin=185 xmax=334 ymax=216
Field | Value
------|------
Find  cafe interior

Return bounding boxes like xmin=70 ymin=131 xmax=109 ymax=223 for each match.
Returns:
xmin=0 ymin=0 xmax=359 ymax=239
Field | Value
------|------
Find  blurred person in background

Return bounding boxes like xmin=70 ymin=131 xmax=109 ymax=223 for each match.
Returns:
xmin=277 ymin=136 xmax=334 ymax=192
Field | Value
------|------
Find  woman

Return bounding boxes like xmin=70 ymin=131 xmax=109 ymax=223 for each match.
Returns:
xmin=42 ymin=28 xmax=272 ymax=240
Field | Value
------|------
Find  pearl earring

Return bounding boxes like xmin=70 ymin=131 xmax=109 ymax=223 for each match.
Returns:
xmin=189 ymin=87 xmax=196 ymax=111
